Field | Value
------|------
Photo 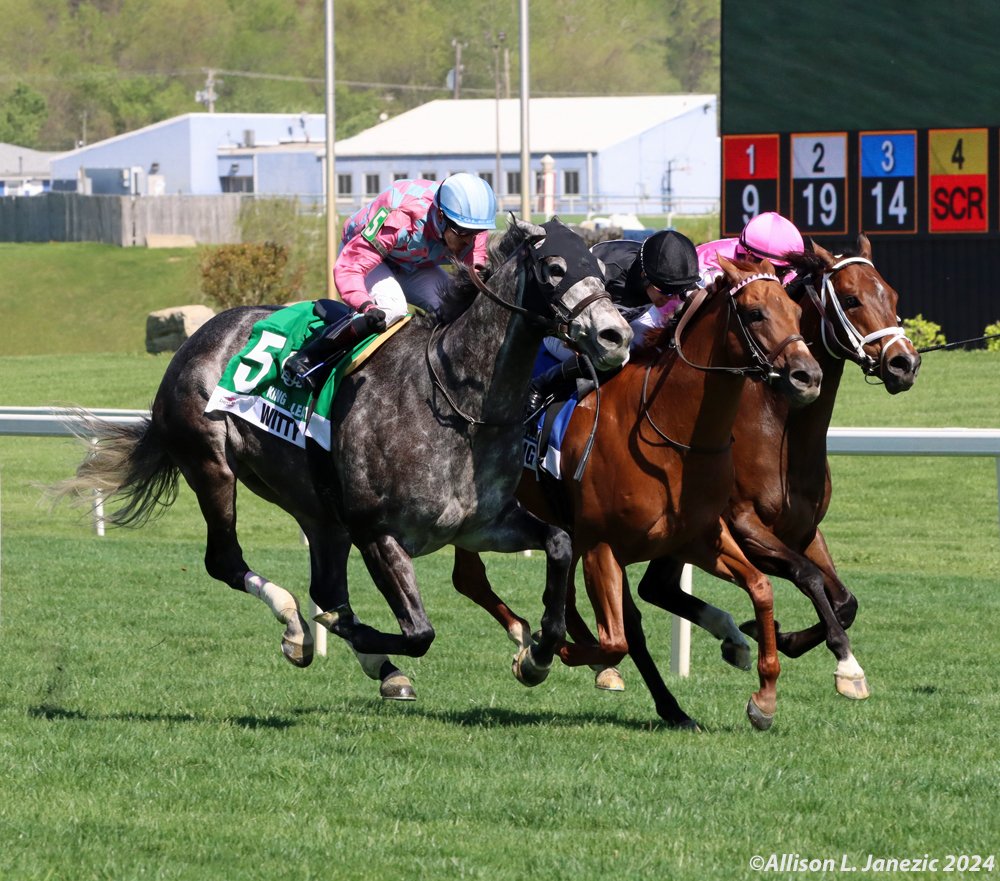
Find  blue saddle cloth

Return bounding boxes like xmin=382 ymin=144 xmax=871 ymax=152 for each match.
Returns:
xmin=523 ymin=348 xmax=578 ymax=479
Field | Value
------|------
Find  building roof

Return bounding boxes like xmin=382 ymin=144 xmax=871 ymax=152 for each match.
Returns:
xmin=0 ymin=143 xmax=62 ymax=177
xmin=334 ymin=95 xmax=715 ymax=157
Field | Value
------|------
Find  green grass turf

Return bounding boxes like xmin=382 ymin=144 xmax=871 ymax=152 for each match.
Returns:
xmin=0 ymin=245 xmax=998 ymax=879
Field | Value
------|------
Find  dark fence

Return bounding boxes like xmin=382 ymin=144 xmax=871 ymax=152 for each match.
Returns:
xmin=843 ymin=237 xmax=1000 ymax=346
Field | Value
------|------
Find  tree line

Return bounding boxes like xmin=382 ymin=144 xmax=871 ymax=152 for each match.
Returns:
xmin=0 ymin=0 xmax=718 ymax=151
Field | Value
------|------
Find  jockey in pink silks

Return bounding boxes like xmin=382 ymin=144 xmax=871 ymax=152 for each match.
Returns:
xmin=697 ymin=211 xmax=805 ymax=286
xmin=283 ymin=173 xmax=497 ymax=389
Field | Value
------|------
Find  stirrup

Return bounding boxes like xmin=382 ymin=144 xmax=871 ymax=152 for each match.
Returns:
xmin=281 ymin=355 xmax=311 ymax=389
xmin=524 ymin=389 xmax=553 ymax=423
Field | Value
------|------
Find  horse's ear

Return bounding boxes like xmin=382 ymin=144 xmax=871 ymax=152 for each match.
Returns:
xmin=857 ymin=232 xmax=872 ymax=260
xmin=511 ymin=216 xmax=547 ymax=245
xmin=811 ymin=238 xmax=836 ymax=266
xmin=759 ymin=257 xmax=777 ymax=275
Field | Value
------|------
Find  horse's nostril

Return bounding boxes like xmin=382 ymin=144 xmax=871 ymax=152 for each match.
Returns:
xmin=599 ymin=328 xmax=627 ymax=348
xmin=889 ymin=353 xmax=918 ymax=376
xmin=790 ymin=368 xmax=821 ymax=389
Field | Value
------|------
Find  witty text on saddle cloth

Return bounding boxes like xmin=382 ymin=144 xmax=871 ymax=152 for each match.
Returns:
xmin=205 ymin=301 xmax=383 ymax=451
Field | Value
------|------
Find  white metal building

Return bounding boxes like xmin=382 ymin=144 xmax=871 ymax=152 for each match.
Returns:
xmin=46 ymin=96 xmax=719 ymax=217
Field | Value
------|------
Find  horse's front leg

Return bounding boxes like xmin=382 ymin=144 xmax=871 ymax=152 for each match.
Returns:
xmin=801 ymin=529 xmax=868 ymax=699
xmin=731 ymin=515 xmax=867 ymax=699
xmin=557 ymin=541 xmax=628 ymax=670
xmin=470 ymin=501 xmax=571 ymax=687
xmin=637 ymin=555 xmax=752 ymax=671
xmin=689 ymin=525 xmax=781 ymax=731
xmin=326 ymin=534 xmax=436 ymax=662
xmin=307 ymin=532 xmax=415 ymax=701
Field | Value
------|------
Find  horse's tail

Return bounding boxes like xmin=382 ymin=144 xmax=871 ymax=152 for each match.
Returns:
xmin=53 ymin=411 xmax=179 ymax=529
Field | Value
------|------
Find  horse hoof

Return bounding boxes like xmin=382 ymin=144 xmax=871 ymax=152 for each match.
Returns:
xmin=281 ymin=616 xmax=314 ymax=668
xmin=722 ymin=638 xmax=752 ymax=671
xmin=512 ymin=646 xmax=550 ymax=687
xmin=281 ymin=638 xmax=314 ymax=668
xmin=593 ymin=667 xmax=625 ymax=691
xmin=746 ymin=697 xmax=775 ymax=731
xmin=668 ymin=717 xmax=702 ymax=733
xmin=835 ymin=672 xmax=871 ymax=700
xmin=380 ymin=672 xmax=416 ymax=701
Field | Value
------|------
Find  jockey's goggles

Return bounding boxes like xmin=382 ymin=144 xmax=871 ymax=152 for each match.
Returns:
xmin=444 ymin=218 xmax=479 ymax=239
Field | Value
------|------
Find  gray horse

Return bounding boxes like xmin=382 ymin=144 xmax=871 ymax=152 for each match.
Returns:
xmin=60 ymin=218 xmax=632 ymax=700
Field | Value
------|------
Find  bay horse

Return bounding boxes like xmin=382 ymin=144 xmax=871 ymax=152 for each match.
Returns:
xmin=628 ymin=235 xmax=920 ymax=701
xmin=452 ymin=256 xmax=824 ymax=730
xmin=58 ymin=219 xmax=633 ymax=700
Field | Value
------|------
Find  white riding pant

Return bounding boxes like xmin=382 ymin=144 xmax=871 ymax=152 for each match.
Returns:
xmin=363 ymin=262 xmax=450 ymax=327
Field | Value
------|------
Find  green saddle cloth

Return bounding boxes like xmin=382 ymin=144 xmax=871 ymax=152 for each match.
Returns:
xmin=204 ymin=301 xmax=378 ymax=450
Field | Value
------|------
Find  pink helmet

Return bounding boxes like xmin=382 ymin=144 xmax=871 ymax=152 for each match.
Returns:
xmin=739 ymin=212 xmax=804 ymax=267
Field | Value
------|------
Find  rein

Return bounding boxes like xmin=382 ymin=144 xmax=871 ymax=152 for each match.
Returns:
xmin=673 ymin=274 xmax=803 ymax=382
xmin=804 ymin=256 xmax=912 ymax=376
xmin=425 ymin=232 xmax=611 ymax=429
xmin=637 ymin=274 xmax=799 ymax=455
xmin=465 ymin=247 xmax=612 ymax=342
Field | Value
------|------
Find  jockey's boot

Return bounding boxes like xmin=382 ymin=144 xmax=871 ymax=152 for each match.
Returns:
xmin=282 ymin=307 xmax=387 ymax=390
xmin=524 ymin=356 xmax=584 ymax=421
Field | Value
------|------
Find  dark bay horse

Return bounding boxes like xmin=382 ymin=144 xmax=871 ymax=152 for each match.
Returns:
xmin=59 ymin=219 xmax=632 ymax=700
xmin=631 ymin=235 xmax=920 ymax=700
xmin=452 ymin=256 xmax=824 ymax=730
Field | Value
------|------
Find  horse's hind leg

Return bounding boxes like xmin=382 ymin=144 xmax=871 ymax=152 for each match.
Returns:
xmin=309 ymin=534 xmax=415 ymax=700
xmin=620 ymin=576 xmax=699 ymax=730
xmin=452 ymin=548 xmax=535 ymax=651
xmin=637 ymin=556 xmax=752 ymax=671
xmin=178 ymin=446 xmax=313 ymax=667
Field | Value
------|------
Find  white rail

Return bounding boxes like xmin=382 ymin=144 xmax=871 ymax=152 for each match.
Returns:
xmin=4 ymin=409 xmax=1000 ymax=674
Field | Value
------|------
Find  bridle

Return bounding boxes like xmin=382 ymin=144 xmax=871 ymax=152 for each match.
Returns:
xmin=803 ymin=256 xmax=911 ymax=378
xmin=639 ymin=272 xmax=802 ymax=453
xmin=426 ymin=228 xmax=612 ymax=428
xmin=671 ymin=273 xmax=804 ymax=382
xmin=464 ymin=249 xmax=611 ymax=342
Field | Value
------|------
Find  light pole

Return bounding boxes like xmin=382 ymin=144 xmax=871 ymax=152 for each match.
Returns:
xmin=518 ymin=0 xmax=530 ymax=220
xmin=493 ymin=32 xmax=506 ymax=206
xmin=324 ymin=0 xmax=337 ymax=299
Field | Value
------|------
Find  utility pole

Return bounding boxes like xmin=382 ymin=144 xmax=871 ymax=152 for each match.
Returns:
xmin=518 ymin=0 xmax=531 ymax=219
xmin=451 ymin=39 xmax=467 ymax=99
xmin=492 ymin=31 xmax=506 ymax=203
xmin=325 ymin=0 xmax=337 ymax=299
xmin=196 ymin=69 xmax=219 ymax=112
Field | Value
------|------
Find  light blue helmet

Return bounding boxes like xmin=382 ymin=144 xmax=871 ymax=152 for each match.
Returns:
xmin=437 ymin=173 xmax=497 ymax=230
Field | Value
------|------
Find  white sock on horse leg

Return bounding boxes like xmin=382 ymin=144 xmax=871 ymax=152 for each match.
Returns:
xmin=244 ymin=571 xmax=300 ymax=624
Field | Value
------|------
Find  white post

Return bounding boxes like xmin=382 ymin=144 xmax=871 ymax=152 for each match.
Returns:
xmin=541 ymin=154 xmax=555 ymax=217
xmin=309 ymin=599 xmax=327 ymax=657
xmin=996 ymin=456 xmax=1000 ymax=541
xmin=670 ymin=564 xmax=693 ymax=677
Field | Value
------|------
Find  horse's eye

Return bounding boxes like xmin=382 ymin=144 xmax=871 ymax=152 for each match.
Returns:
xmin=745 ymin=308 xmax=765 ymax=323
xmin=844 ymin=296 xmax=861 ymax=309
xmin=542 ymin=259 xmax=566 ymax=285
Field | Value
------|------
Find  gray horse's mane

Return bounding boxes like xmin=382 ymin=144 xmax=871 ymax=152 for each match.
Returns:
xmin=423 ymin=224 xmax=527 ymax=326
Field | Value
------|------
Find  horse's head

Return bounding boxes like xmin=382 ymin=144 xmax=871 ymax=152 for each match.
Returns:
xmin=787 ymin=236 xmax=920 ymax=394
xmin=716 ymin=254 xmax=822 ymax=407
xmin=511 ymin=218 xmax=632 ymax=370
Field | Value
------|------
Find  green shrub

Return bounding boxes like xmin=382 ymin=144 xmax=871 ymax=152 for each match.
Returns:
xmin=238 ymin=198 xmax=329 ymax=295
xmin=199 ymin=241 xmax=304 ymax=309
xmin=902 ymin=313 xmax=946 ymax=350
xmin=985 ymin=320 xmax=1000 ymax=352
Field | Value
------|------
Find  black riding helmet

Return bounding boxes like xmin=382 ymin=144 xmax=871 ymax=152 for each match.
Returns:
xmin=639 ymin=230 xmax=700 ymax=293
